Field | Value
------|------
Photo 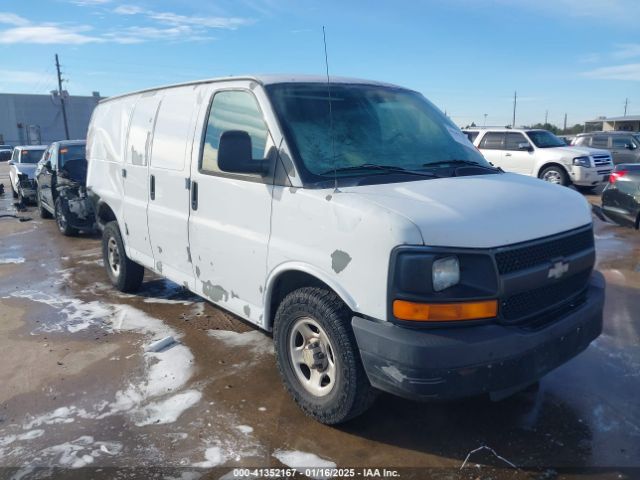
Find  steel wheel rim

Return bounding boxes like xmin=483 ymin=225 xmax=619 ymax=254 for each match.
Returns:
xmin=289 ymin=317 xmax=337 ymax=397
xmin=543 ymin=170 xmax=562 ymax=184
xmin=107 ymin=236 xmax=121 ymax=278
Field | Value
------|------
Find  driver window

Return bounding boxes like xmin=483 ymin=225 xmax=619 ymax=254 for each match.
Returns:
xmin=201 ymin=90 xmax=268 ymax=174
xmin=505 ymin=132 xmax=527 ymax=150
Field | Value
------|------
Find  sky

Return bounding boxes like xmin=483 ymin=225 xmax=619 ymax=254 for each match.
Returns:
xmin=0 ymin=0 xmax=639 ymax=127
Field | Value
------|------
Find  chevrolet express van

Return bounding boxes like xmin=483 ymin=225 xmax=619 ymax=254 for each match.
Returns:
xmin=87 ymin=76 xmax=605 ymax=424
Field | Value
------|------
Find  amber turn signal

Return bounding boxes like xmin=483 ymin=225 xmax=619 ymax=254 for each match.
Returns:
xmin=393 ymin=299 xmax=498 ymax=322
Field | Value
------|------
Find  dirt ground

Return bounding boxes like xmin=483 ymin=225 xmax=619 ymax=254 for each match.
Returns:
xmin=0 ymin=161 xmax=639 ymax=480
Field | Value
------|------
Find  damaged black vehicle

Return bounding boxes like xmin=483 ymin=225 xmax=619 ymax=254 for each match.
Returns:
xmin=36 ymin=140 xmax=96 ymax=236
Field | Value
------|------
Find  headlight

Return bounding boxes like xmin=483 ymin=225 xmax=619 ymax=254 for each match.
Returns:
xmin=573 ymin=156 xmax=591 ymax=167
xmin=432 ymin=256 xmax=460 ymax=292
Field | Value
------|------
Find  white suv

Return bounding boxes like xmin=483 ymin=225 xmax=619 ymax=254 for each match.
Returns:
xmin=466 ymin=128 xmax=613 ymax=191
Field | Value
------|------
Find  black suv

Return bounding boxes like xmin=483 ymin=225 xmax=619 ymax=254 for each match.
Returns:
xmin=602 ymin=164 xmax=640 ymax=229
xmin=573 ymin=132 xmax=640 ymax=165
xmin=35 ymin=140 xmax=96 ymax=236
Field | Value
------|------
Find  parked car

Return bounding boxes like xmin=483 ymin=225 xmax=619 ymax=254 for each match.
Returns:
xmin=0 ymin=144 xmax=13 ymax=153
xmin=35 ymin=140 xmax=95 ymax=236
xmin=8 ymin=145 xmax=47 ymax=203
xmin=601 ymin=163 xmax=640 ymax=229
xmin=464 ymin=128 xmax=613 ymax=192
xmin=87 ymin=75 xmax=604 ymax=424
xmin=0 ymin=150 xmax=11 ymax=162
xmin=573 ymin=131 xmax=640 ymax=165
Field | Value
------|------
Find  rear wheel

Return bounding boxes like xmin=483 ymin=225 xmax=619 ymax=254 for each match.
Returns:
xmin=273 ymin=287 xmax=376 ymax=424
xmin=55 ymin=197 xmax=78 ymax=236
xmin=102 ymin=221 xmax=144 ymax=292
xmin=540 ymin=165 xmax=569 ymax=186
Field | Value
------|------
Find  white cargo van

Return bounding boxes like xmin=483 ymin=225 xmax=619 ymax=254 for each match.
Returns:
xmin=87 ymin=75 xmax=604 ymax=424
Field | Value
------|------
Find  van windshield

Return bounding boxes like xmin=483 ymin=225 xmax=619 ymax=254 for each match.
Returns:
xmin=266 ymin=83 xmax=488 ymax=180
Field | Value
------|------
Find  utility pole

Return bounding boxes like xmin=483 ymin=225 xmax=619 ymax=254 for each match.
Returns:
xmin=512 ymin=91 xmax=517 ymax=128
xmin=55 ymin=54 xmax=70 ymax=140
xmin=624 ymin=98 xmax=629 ymax=117
xmin=544 ymin=110 xmax=548 ymax=125
xmin=483 ymin=113 xmax=487 ymax=127
xmin=563 ymin=113 xmax=567 ymax=133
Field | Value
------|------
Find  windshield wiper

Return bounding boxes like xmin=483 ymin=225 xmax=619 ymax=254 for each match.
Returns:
xmin=422 ymin=159 xmax=486 ymax=168
xmin=320 ymin=163 xmax=440 ymax=178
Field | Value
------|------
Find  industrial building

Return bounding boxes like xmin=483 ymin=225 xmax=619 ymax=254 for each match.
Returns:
xmin=0 ymin=91 xmax=101 ymax=146
xmin=584 ymin=115 xmax=640 ymax=132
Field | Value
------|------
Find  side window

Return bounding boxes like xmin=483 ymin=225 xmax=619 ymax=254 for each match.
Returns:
xmin=573 ymin=137 xmax=589 ymax=146
xmin=591 ymin=136 xmax=608 ymax=148
xmin=612 ymin=137 xmax=631 ymax=148
xmin=505 ymin=132 xmax=527 ymax=150
xmin=479 ymin=132 xmax=505 ymax=150
xmin=201 ymin=90 xmax=268 ymax=174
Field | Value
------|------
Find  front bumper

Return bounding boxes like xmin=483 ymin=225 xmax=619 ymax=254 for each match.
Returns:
xmin=571 ymin=166 xmax=611 ymax=186
xmin=352 ymin=272 xmax=604 ymax=401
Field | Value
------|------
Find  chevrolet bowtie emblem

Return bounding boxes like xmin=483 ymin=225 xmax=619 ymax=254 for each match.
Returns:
xmin=548 ymin=261 xmax=569 ymax=280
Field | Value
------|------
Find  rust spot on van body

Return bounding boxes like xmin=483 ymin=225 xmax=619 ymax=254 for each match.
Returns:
xmin=202 ymin=281 xmax=229 ymax=303
xmin=331 ymin=250 xmax=351 ymax=274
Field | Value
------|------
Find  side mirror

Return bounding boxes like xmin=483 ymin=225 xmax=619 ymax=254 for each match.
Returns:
xmin=7 ymin=160 xmax=14 ymax=166
xmin=518 ymin=142 xmax=533 ymax=151
xmin=45 ymin=160 xmax=52 ymax=171
xmin=626 ymin=143 xmax=637 ymax=150
xmin=218 ymin=130 xmax=268 ymax=176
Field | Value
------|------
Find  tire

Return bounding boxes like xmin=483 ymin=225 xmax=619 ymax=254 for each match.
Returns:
xmin=55 ymin=197 xmax=78 ymax=236
xmin=539 ymin=165 xmax=569 ymax=186
xmin=37 ymin=189 xmax=52 ymax=219
xmin=102 ymin=220 xmax=144 ymax=292
xmin=273 ymin=287 xmax=377 ymax=424
xmin=11 ymin=182 xmax=17 ymax=198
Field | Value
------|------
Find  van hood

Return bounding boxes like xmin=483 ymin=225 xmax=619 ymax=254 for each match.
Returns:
xmin=14 ymin=164 xmax=37 ymax=179
xmin=340 ymin=173 xmax=592 ymax=248
xmin=550 ymin=146 xmax=610 ymax=158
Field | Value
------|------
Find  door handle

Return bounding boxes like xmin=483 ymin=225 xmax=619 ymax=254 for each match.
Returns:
xmin=505 ymin=153 xmax=512 ymax=157
xmin=191 ymin=181 xmax=198 ymax=211
xmin=122 ymin=168 xmax=127 ymax=178
xmin=150 ymin=174 xmax=155 ymax=200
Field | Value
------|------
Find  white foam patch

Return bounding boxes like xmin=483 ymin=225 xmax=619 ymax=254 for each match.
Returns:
xmin=38 ymin=436 xmax=122 ymax=469
xmin=10 ymin=295 xmax=201 ymax=430
xmin=236 ymin=425 xmax=253 ymax=434
xmin=0 ymin=429 xmax=44 ymax=447
xmin=208 ymin=330 xmax=274 ymax=356
xmin=193 ymin=446 xmax=226 ymax=468
xmin=0 ymin=257 xmax=25 ymax=264
xmin=8 ymin=291 xmax=111 ymax=334
xmin=273 ymin=450 xmax=336 ymax=476
xmin=131 ymin=390 xmax=202 ymax=427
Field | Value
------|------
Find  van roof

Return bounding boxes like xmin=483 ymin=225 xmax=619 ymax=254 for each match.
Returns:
xmin=99 ymin=74 xmax=405 ymax=104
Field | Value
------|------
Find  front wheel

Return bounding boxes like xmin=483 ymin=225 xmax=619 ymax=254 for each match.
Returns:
xmin=102 ymin=221 xmax=144 ymax=292
xmin=273 ymin=287 xmax=376 ymax=424
xmin=539 ymin=165 xmax=569 ymax=186
xmin=55 ymin=198 xmax=78 ymax=236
